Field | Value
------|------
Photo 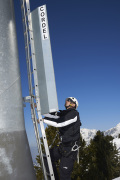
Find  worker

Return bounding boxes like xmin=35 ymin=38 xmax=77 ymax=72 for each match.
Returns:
xmin=43 ymin=97 xmax=81 ymax=180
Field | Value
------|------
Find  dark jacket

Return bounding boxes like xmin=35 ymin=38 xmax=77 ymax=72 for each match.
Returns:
xmin=44 ymin=108 xmax=81 ymax=144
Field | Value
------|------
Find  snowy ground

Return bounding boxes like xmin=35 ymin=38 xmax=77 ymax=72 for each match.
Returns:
xmin=113 ymin=138 xmax=120 ymax=149
xmin=112 ymin=177 xmax=120 ymax=180
xmin=80 ymin=128 xmax=97 ymax=145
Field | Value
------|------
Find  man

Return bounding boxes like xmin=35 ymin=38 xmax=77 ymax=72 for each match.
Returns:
xmin=43 ymin=97 xmax=81 ymax=180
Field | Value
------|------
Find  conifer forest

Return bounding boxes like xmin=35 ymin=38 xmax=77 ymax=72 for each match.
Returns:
xmin=34 ymin=126 xmax=120 ymax=180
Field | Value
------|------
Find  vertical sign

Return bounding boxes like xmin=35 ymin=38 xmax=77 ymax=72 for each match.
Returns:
xmin=31 ymin=5 xmax=59 ymax=114
xmin=39 ymin=5 xmax=49 ymax=40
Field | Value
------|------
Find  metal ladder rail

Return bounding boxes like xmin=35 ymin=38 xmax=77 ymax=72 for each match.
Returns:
xmin=20 ymin=1 xmax=55 ymax=179
xmin=20 ymin=1 xmax=48 ymax=179
xmin=21 ymin=1 xmax=47 ymax=179
xmin=25 ymin=1 xmax=55 ymax=179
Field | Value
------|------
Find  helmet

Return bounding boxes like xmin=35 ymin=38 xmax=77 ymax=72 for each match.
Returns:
xmin=66 ymin=97 xmax=78 ymax=109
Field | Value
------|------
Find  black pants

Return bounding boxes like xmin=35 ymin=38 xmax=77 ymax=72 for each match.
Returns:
xmin=44 ymin=145 xmax=77 ymax=180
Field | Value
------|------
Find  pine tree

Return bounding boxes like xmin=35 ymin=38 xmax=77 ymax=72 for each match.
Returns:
xmin=86 ymin=131 xmax=120 ymax=180
xmin=34 ymin=128 xmax=120 ymax=180
xmin=34 ymin=156 xmax=44 ymax=180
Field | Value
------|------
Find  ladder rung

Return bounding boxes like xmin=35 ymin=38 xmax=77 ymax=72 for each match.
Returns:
xmin=28 ymin=28 xmax=33 ymax=32
xmin=22 ymin=17 xmax=27 ymax=22
xmin=24 ymin=28 xmax=33 ymax=34
xmin=24 ymin=27 xmax=31 ymax=35
xmin=22 ymin=18 xmax=25 ymax=22
xmin=46 ymin=172 xmax=50 ymax=176
xmin=22 ymin=14 xmax=29 ymax=22
xmin=24 ymin=31 xmax=27 ymax=35
xmin=23 ymin=17 xmax=29 ymax=22
xmin=21 ymin=5 xmax=24 ymax=9
xmin=42 ymin=153 xmax=47 ymax=158
xmin=26 ymin=60 xmax=31 ymax=63
xmin=26 ymin=57 xmax=32 ymax=62
xmin=25 ymin=42 xmax=30 ymax=48
xmin=37 ymin=110 xmax=41 ymax=113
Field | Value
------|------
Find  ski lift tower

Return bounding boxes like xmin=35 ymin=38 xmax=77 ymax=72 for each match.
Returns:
xmin=0 ymin=0 xmax=36 ymax=179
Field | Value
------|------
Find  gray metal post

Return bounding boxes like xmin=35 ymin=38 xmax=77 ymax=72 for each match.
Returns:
xmin=0 ymin=0 xmax=36 ymax=179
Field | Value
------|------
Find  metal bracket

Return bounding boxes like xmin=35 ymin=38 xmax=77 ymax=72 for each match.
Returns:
xmin=23 ymin=96 xmax=31 ymax=103
xmin=71 ymin=141 xmax=80 ymax=152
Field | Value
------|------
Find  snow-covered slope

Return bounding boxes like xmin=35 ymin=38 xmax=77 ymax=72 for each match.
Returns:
xmin=80 ymin=123 xmax=120 ymax=150
xmin=113 ymin=138 xmax=120 ymax=154
xmin=104 ymin=123 xmax=120 ymax=138
xmin=112 ymin=177 xmax=120 ymax=180
xmin=104 ymin=123 xmax=120 ymax=152
xmin=80 ymin=128 xmax=97 ymax=145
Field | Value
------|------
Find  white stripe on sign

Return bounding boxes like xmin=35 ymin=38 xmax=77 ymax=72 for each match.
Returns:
xmin=39 ymin=5 xmax=49 ymax=40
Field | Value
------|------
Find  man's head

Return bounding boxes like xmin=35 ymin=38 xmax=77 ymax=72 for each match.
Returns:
xmin=65 ymin=97 xmax=78 ymax=109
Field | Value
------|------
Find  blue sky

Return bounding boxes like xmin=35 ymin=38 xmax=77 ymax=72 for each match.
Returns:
xmin=14 ymin=0 xmax=120 ymax=146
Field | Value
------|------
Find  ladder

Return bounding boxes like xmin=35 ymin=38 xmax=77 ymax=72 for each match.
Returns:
xmin=20 ymin=0 xmax=55 ymax=179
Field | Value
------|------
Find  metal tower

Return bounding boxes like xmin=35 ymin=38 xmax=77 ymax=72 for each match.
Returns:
xmin=0 ymin=0 xmax=36 ymax=179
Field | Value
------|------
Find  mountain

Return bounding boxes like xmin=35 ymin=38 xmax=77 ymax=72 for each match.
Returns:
xmin=80 ymin=128 xmax=97 ymax=145
xmin=105 ymin=123 xmax=120 ymax=152
xmin=80 ymin=123 xmax=120 ymax=151
xmin=30 ymin=123 xmax=120 ymax=163
xmin=104 ymin=123 xmax=120 ymax=138
xmin=113 ymin=138 xmax=120 ymax=154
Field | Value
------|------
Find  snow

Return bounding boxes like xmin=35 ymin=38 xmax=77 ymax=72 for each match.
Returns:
xmin=113 ymin=138 xmax=120 ymax=155
xmin=105 ymin=123 xmax=120 ymax=138
xmin=113 ymin=138 xmax=120 ymax=149
xmin=80 ymin=123 xmax=120 ymax=151
xmin=80 ymin=128 xmax=97 ymax=145
xmin=112 ymin=177 xmax=120 ymax=180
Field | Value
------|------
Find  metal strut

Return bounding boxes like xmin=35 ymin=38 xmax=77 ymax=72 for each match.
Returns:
xmin=20 ymin=0 xmax=55 ymax=179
